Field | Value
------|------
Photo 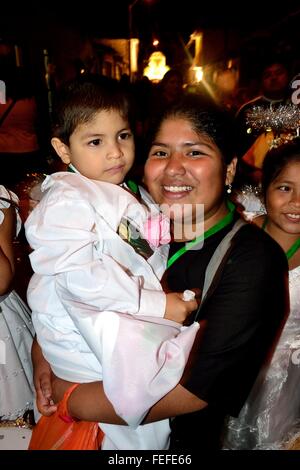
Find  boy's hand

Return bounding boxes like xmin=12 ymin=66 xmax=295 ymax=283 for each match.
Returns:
xmin=164 ymin=291 xmax=198 ymax=324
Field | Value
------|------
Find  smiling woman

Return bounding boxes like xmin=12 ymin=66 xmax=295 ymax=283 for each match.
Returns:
xmin=144 ymin=97 xmax=237 ymax=240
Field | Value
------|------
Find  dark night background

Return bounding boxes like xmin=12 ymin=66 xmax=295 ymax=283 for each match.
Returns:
xmin=1 ymin=1 xmax=300 ymax=89
xmin=2 ymin=0 xmax=300 ymax=56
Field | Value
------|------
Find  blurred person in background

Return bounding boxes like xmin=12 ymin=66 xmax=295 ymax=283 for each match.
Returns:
xmin=235 ymin=59 xmax=291 ymax=186
xmin=0 ymin=66 xmax=49 ymax=187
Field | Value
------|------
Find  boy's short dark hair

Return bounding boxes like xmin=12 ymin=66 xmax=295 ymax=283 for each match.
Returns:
xmin=52 ymin=74 xmax=132 ymax=144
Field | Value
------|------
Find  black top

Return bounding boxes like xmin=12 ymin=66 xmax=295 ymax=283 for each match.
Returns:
xmin=167 ymin=218 xmax=288 ymax=450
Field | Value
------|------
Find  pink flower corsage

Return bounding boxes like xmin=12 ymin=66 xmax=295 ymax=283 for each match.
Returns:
xmin=143 ymin=213 xmax=171 ymax=248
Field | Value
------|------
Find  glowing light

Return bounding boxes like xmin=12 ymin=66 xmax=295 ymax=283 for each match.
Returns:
xmin=153 ymin=39 xmax=159 ymax=47
xmin=193 ymin=66 xmax=203 ymax=82
xmin=186 ymin=30 xmax=204 ymax=86
xmin=190 ymin=31 xmax=203 ymax=67
xmin=130 ymin=38 xmax=139 ymax=74
xmin=15 ymin=45 xmax=22 ymax=67
xmin=143 ymin=51 xmax=170 ymax=82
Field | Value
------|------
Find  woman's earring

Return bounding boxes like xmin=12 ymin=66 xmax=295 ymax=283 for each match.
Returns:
xmin=226 ymin=183 xmax=232 ymax=194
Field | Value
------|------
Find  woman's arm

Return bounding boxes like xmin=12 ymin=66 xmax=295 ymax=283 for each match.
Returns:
xmin=32 ymin=332 xmax=206 ymax=424
xmin=33 ymin=316 xmax=207 ymax=423
xmin=51 ymin=377 xmax=206 ymax=424
xmin=30 ymin=335 xmax=207 ymax=424
xmin=48 ymin=320 xmax=207 ymax=423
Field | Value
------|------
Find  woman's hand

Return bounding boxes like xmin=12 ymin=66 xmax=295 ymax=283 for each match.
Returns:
xmin=35 ymin=376 xmax=57 ymax=416
xmin=165 ymin=292 xmax=198 ymax=323
xmin=32 ymin=337 xmax=76 ymax=417
xmin=32 ymin=337 xmax=57 ymax=416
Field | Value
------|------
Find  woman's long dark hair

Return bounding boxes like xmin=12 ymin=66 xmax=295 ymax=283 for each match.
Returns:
xmin=146 ymin=94 xmax=236 ymax=165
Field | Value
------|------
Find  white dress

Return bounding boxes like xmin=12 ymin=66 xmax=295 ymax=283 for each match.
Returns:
xmin=0 ymin=186 xmax=35 ymax=420
xmin=25 ymin=173 xmax=199 ymax=450
xmin=234 ymin=185 xmax=265 ymax=221
xmin=223 ymin=216 xmax=300 ymax=449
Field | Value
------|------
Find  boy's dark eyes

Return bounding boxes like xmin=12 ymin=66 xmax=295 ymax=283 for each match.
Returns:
xmin=89 ymin=139 xmax=101 ymax=146
xmin=119 ymin=131 xmax=132 ymax=140
xmin=88 ymin=132 xmax=131 ymax=146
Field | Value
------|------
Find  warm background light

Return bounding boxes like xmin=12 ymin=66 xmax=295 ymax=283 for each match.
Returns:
xmin=143 ymin=51 xmax=170 ymax=82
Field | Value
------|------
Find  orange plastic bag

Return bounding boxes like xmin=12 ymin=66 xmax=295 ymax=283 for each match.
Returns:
xmin=28 ymin=383 xmax=103 ymax=450
xmin=242 ymin=130 xmax=274 ymax=169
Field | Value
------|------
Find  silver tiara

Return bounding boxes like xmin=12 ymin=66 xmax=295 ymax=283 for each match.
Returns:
xmin=246 ymin=104 xmax=300 ymax=148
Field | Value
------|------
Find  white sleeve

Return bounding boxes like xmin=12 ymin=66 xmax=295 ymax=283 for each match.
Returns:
xmin=25 ymin=188 xmax=166 ymax=317
xmin=55 ymin=279 xmax=200 ymax=428
xmin=102 ymin=317 xmax=200 ymax=428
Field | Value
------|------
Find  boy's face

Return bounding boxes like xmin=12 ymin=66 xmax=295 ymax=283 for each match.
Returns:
xmin=53 ymin=109 xmax=135 ymax=184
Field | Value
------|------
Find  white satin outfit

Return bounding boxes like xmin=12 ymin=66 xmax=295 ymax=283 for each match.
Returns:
xmin=25 ymin=173 xmax=199 ymax=450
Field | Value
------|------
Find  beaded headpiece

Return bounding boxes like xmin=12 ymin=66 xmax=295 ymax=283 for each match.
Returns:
xmin=246 ymin=104 xmax=300 ymax=149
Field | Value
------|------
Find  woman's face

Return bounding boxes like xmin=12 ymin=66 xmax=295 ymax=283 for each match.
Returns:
xmin=266 ymin=161 xmax=300 ymax=236
xmin=144 ymin=117 xmax=236 ymax=234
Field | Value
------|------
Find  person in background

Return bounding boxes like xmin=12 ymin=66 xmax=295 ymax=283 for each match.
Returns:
xmin=0 ymin=184 xmax=35 ymax=423
xmin=148 ymin=69 xmax=184 ymax=124
xmin=223 ymin=139 xmax=300 ymax=449
xmin=235 ymin=59 xmax=291 ymax=185
xmin=33 ymin=96 xmax=288 ymax=450
xmin=0 ymin=66 xmax=49 ymax=187
xmin=25 ymin=75 xmax=198 ymax=450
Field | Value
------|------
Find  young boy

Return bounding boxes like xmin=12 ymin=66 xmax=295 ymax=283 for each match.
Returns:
xmin=25 ymin=75 xmax=199 ymax=450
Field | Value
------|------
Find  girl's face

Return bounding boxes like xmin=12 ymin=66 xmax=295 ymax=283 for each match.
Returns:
xmin=52 ymin=109 xmax=135 ymax=184
xmin=266 ymin=161 xmax=300 ymax=236
xmin=144 ymin=117 xmax=236 ymax=233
